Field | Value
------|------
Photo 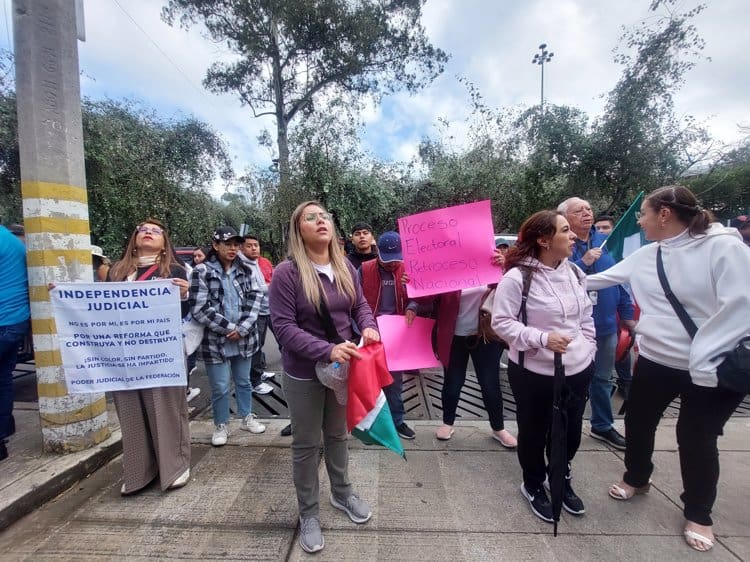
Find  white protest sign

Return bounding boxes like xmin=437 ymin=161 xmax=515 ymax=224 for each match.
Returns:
xmin=50 ymin=280 xmax=186 ymax=393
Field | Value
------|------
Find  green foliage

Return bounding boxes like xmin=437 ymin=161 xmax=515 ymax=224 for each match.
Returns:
xmin=162 ymin=0 xmax=448 ymax=193
xmin=686 ymin=136 xmax=750 ymax=220
xmin=81 ymin=100 xmax=235 ymax=256
xmin=0 ymin=52 xmax=20 ymax=225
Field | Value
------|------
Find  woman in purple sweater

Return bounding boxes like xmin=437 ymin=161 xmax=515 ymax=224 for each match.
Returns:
xmin=491 ymin=210 xmax=596 ymax=525
xmin=268 ymin=201 xmax=380 ymax=554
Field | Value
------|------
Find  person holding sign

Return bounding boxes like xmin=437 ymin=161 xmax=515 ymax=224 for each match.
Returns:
xmin=430 ymin=251 xmax=517 ymax=448
xmin=359 ymin=231 xmax=419 ymax=440
xmin=189 ymin=227 xmax=267 ymax=447
xmin=269 ymin=201 xmax=380 ymax=554
xmin=106 ymin=219 xmax=192 ymax=494
xmin=491 ymin=210 xmax=595 ymax=524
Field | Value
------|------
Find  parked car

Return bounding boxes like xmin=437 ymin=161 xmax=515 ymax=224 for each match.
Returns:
xmin=494 ymin=234 xmax=518 ymax=248
xmin=174 ymin=246 xmax=197 ymax=268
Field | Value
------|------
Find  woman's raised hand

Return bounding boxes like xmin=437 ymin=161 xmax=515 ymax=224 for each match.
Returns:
xmin=171 ymin=277 xmax=189 ymax=299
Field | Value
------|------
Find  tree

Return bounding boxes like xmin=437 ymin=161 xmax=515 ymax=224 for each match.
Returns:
xmin=161 ymin=0 xmax=448 ymax=194
xmin=0 ymin=50 xmax=21 ymax=224
xmin=582 ymin=0 xmax=710 ymax=211
xmin=81 ymin=100 xmax=234 ymax=255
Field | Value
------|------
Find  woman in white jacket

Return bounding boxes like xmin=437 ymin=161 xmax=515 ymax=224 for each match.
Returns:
xmin=491 ymin=210 xmax=596 ymax=525
xmin=587 ymin=185 xmax=750 ymax=552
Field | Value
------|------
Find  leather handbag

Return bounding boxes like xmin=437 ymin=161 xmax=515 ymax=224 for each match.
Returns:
xmin=477 ymin=284 xmax=504 ymax=344
xmin=656 ymin=247 xmax=750 ymax=395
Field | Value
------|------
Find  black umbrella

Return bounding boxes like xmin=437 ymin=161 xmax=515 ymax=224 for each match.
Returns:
xmin=548 ymin=352 xmax=570 ymax=536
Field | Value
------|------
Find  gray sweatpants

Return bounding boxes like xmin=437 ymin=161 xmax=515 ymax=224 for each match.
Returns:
xmin=282 ymin=372 xmax=352 ymax=517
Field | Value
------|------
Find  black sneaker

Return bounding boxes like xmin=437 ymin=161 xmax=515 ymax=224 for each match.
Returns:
xmin=280 ymin=423 xmax=292 ymax=436
xmin=520 ymin=483 xmax=553 ymax=523
xmin=546 ymin=477 xmax=586 ymax=516
xmin=590 ymin=427 xmax=626 ymax=451
xmin=396 ymin=422 xmax=416 ymax=440
xmin=0 ymin=440 xmax=7 ymax=462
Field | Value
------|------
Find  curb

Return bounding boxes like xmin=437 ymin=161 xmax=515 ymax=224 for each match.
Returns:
xmin=0 ymin=430 xmax=123 ymax=531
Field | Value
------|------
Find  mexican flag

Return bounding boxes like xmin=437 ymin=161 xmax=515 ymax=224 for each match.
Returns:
xmin=603 ymin=191 xmax=646 ymax=262
xmin=347 ymin=342 xmax=405 ymax=459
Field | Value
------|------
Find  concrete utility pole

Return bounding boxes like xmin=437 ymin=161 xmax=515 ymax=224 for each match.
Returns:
xmin=13 ymin=0 xmax=109 ymax=452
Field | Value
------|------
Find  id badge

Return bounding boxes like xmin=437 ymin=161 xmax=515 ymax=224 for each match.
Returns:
xmin=588 ymin=290 xmax=598 ymax=306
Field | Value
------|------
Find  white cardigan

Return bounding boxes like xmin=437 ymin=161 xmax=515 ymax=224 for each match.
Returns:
xmin=588 ymin=223 xmax=750 ymax=387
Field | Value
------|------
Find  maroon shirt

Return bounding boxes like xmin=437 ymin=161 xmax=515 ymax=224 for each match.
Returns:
xmin=269 ymin=259 xmax=377 ymax=379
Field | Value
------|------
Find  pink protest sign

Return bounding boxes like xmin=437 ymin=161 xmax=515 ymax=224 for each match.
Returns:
xmin=399 ymin=200 xmax=499 ymax=298
xmin=376 ymin=315 xmax=441 ymax=371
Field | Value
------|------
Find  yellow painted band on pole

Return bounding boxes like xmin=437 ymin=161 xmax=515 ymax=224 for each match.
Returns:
xmin=34 ymin=349 xmax=63 ymax=369
xmin=29 ymin=285 xmax=51 ymax=302
xmin=21 ymin=181 xmax=88 ymax=204
xmin=26 ymin=249 xmax=92 ymax=267
xmin=32 ymin=317 xmax=57 ymax=334
xmin=37 ymin=381 xmax=69 ymax=398
xmin=24 ymin=216 xmax=90 ymax=235
xmin=39 ymin=397 xmax=107 ymax=425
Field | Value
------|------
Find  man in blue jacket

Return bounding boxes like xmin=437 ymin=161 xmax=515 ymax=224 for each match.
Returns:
xmin=559 ymin=198 xmax=635 ymax=450
xmin=0 ymin=224 xmax=30 ymax=461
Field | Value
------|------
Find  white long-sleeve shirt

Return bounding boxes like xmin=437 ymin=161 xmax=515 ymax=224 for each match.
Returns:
xmin=491 ymin=257 xmax=596 ymax=376
xmin=587 ymin=223 xmax=750 ymax=387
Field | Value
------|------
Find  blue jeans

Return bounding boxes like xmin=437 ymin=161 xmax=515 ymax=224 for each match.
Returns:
xmin=1 ymin=320 xmax=30 ymax=440
xmin=383 ymin=371 xmax=405 ymax=426
xmin=590 ymin=333 xmax=617 ymax=432
xmin=205 ymin=356 xmax=253 ymax=425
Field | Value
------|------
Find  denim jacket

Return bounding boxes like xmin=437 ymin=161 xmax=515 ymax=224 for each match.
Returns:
xmin=189 ymin=256 xmax=263 ymax=364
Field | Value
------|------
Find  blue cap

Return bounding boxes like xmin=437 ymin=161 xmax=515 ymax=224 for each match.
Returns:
xmin=377 ymin=231 xmax=402 ymax=262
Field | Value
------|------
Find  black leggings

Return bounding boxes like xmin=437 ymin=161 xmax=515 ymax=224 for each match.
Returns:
xmin=623 ymin=356 xmax=744 ymax=526
xmin=508 ymin=360 xmax=593 ymax=490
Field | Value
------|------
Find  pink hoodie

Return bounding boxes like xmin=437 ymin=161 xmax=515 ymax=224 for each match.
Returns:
xmin=491 ymin=257 xmax=596 ymax=376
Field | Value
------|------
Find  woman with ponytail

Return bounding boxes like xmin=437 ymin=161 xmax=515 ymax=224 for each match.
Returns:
xmin=587 ymin=186 xmax=750 ymax=551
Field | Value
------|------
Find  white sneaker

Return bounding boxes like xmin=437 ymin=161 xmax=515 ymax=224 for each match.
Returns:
xmin=240 ymin=413 xmax=266 ymax=434
xmin=252 ymin=382 xmax=274 ymax=395
xmin=261 ymin=371 xmax=275 ymax=381
xmin=212 ymin=424 xmax=229 ymax=446
xmin=186 ymin=387 xmax=201 ymax=402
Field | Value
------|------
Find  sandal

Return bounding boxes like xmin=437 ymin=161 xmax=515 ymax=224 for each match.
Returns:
xmin=608 ymin=480 xmax=651 ymax=500
xmin=684 ymin=529 xmax=714 ymax=552
xmin=436 ymin=425 xmax=454 ymax=440
xmin=491 ymin=429 xmax=517 ymax=449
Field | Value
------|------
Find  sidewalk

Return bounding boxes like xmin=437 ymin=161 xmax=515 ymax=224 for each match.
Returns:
xmin=1 ymin=413 xmax=748 ymax=560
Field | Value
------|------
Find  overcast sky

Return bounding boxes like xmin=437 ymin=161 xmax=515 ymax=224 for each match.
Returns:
xmin=2 ymin=0 xmax=748 ymax=196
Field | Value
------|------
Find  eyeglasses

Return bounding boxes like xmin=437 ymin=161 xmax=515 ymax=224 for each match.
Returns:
xmin=302 ymin=212 xmax=332 ymax=223
xmin=137 ymin=226 xmax=164 ymax=235
xmin=635 ymin=212 xmax=642 ymax=220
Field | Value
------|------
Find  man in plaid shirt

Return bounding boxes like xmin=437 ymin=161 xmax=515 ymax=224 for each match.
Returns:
xmin=189 ymin=226 xmax=266 ymax=446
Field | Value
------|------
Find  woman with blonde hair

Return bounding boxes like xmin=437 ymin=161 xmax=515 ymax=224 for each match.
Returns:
xmin=269 ymin=201 xmax=380 ymax=554
xmin=108 ymin=218 xmax=191 ymax=495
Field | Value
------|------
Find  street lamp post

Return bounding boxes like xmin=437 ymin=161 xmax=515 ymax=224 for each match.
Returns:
xmin=532 ymin=43 xmax=554 ymax=113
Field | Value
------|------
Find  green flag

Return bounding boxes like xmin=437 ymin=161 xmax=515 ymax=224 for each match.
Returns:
xmin=602 ymin=191 xmax=645 ymax=262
